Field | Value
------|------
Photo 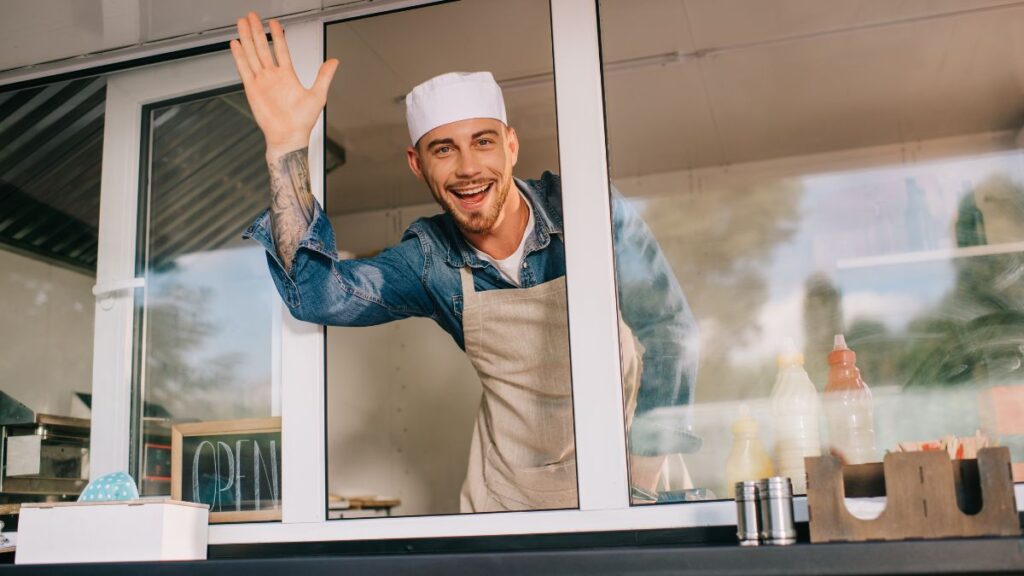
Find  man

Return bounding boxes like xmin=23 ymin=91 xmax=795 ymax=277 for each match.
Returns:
xmin=230 ymin=12 xmax=699 ymax=512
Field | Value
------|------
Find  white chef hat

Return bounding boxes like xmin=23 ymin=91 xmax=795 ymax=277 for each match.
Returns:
xmin=406 ymin=71 xmax=507 ymax=146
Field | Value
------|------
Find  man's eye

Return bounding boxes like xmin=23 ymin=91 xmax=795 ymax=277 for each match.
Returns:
xmin=477 ymin=139 xmax=493 ymax=146
xmin=435 ymin=146 xmax=451 ymax=155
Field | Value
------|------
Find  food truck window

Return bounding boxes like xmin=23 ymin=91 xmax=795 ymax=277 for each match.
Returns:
xmin=323 ymin=0 xmax=567 ymax=518
xmin=0 ymin=76 xmax=104 ymax=516
xmin=599 ymin=0 xmax=1024 ymax=504
xmin=131 ymin=87 xmax=279 ymax=510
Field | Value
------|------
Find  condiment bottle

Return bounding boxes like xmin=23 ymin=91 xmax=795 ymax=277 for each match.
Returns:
xmin=725 ymin=407 xmax=774 ymax=498
xmin=824 ymin=334 xmax=877 ymax=464
xmin=770 ymin=338 xmax=821 ymax=494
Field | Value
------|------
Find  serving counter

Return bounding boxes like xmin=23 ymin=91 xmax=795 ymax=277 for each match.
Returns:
xmin=0 ymin=528 xmax=1021 ymax=575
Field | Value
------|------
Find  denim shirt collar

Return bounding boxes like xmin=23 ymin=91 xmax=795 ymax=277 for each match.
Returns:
xmin=443 ymin=177 xmax=563 ymax=269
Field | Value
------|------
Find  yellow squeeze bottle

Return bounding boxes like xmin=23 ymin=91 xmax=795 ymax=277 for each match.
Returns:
xmin=724 ymin=406 xmax=774 ymax=498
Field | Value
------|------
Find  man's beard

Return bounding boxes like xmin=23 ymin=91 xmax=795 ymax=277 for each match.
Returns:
xmin=432 ymin=177 xmax=510 ymax=234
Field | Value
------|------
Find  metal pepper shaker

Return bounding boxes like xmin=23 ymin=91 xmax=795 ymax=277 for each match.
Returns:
xmin=734 ymin=481 xmax=761 ymax=546
xmin=758 ymin=476 xmax=797 ymax=545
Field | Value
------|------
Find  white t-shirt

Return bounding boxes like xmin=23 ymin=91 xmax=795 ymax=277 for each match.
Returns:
xmin=472 ymin=194 xmax=534 ymax=287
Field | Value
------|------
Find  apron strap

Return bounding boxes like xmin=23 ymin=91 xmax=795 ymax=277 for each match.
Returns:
xmin=459 ymin=266 xmax=477 ymax=297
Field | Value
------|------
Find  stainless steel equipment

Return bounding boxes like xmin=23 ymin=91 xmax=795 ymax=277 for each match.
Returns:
xmin=1 ymin=414 xmax=90 ymax=497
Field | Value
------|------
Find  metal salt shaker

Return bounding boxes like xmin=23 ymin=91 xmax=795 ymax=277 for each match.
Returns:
xmin=758 ymin=476 xmax=797 ymax=545
xmin=734 ymin=481 xmax=761 ymax=546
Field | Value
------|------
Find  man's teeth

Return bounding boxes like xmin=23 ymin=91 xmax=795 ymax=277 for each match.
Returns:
xmin=451 ymin=183 xmax=489 ymax=196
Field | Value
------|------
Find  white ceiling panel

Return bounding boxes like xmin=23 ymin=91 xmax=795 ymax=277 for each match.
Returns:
xmin=141 ymin=0 xmax=320 ymax=43
xmin=0 ymin=0 xmax=140 ymax=72
xmin=337 ymin=0 xmax=553 ymax=87
xmin=325 ymin=23 xmax=409 ymax=132
xmin=599 ymin=0 xmax=695 ymax=62
xmin=604 ymin=61 xmax=724 ymax=179
xmin=699 ymin=5 xmax=1024 ymax=166
xmin=683 ymin=0 xmax=1015 ymax=50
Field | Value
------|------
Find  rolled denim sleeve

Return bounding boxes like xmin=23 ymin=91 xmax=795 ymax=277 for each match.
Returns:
xmin=612 ymin=190 xmax=701 ymax=455
xmin=243 ymin=201 xmax=435 ymax=326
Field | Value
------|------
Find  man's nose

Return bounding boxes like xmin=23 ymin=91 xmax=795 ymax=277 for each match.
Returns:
xmin=455 ymin=150 xmax=482 ymax=178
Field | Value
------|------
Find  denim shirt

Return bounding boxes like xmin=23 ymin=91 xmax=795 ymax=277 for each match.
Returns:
xmin=244 ymin=172 xmax=700 ymax=455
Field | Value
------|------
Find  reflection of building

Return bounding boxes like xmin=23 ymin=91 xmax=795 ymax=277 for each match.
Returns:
xmin=897 ymin=176 xmax=1024 ymax=389
xmin=905 ymin=177 xmax=936 ymax=252
xmin=972 ymin=174 xmax=1024 ymax=246
xmin=803 ymin=273 xmax=843 ymax=386
xmin=956 ymin=181 xmax=987 ymax=248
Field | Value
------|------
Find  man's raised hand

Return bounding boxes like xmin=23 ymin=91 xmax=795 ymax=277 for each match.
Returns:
xmin=229 ymin=12 xmax=339 ymax=160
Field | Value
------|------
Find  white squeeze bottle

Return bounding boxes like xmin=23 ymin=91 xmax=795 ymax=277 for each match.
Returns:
xmin=824 ymin=334 xmax=877 ymax=464
xmin=770 ymin=338 xmax=821 ymax=494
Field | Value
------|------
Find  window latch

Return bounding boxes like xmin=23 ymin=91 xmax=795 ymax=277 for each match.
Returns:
xmin=92 ymin=277 xmax=146 ymax=310
xmin=92 ymin=277 xmax=146 ymax=297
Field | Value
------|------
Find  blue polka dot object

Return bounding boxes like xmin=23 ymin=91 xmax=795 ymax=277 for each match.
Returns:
xmin=77 ymin=471 xmax=140 ymax=502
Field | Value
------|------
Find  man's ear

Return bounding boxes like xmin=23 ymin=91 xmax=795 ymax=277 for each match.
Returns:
xmin=406 ymin=145 xmax=425 ymax=180
xmin=506 ymin=126 xmax=520 ymax=168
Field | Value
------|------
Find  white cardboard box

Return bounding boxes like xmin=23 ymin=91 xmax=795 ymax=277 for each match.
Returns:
xmin=16 ymin=499 xmax=208 ymax=564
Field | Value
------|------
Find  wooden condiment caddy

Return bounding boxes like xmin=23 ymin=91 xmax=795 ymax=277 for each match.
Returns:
xmin=806 ymin=447 xmax=1020 ymax=543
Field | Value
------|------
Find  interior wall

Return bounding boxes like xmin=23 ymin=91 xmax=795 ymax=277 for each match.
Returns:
xmin=325 ymin=205 xmax=481 ymax=516
xmin=0 ymin=248 xmax=94 ymax=417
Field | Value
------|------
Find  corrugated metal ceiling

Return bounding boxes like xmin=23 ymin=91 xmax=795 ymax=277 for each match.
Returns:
xmin=0 ymin=77 xmax=105 ymax=274
xmin=145 ymin=90 xmax=269 ymax=272
xmin=0 ymin=80 xmax=341 ymax=274
xmin=0 ymin=80 xmax=270 ymax=274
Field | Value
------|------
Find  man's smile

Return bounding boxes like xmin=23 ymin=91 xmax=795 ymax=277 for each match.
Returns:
xmin=447 ymin=181 xmax=494 ymax=208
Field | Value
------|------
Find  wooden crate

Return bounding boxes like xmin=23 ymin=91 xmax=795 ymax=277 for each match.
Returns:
xmin=806 ymin=447 xmax=1019 ymax=543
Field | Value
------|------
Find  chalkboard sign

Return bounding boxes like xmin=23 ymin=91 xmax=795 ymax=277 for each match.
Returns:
xmin=171 ymin=418 xmax=282 ymax=523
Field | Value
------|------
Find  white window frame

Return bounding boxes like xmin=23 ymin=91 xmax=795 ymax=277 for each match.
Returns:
xmin=208 ymin=0 xmax=743 ymax=545
xmin=4 ymin=0 xmax=762 ymax=546
xmin=5 ymin=0 xmax=1024 ymax=550
xmin=89 ymin=50 xmax=302 ymax=480
xmin=89 ymin=26 xmax=330 ymax=527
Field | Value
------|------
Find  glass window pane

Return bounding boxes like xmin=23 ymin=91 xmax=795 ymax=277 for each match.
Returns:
xmin=323 ymin=0 xmax=566 ymax=517
xmin=600 ymin=0 xmax=1024 ymax=503
xmin=133 ymin=88 xmax=278 ymax=517
xmin=0 ymin=77 xmax=105 ymax=519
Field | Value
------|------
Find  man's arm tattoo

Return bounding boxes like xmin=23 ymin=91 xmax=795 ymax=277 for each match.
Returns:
xmin=268 ymin=148 xmax=316 ymax=272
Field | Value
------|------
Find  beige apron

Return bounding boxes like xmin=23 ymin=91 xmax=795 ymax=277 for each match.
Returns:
xmin=458 ymin=267 xmax=644 ymax=512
